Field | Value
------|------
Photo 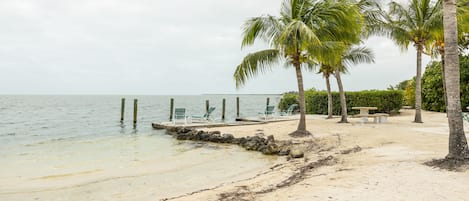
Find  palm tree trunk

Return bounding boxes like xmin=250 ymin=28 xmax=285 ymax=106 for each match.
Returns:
xmin=335 ymin=69 xmax=348 ymax=123
xmin=414 ymin=45 xmax=423 ymax=123
xmin=325 ymin=75 xmax=333 ymax=119
xmin=289 ymin=60 xmax=312 ymax=137
xmin=440 ymin=50 xmax=448 ymax=113
xmin=443 ymin=0 xmax=469 ymax=159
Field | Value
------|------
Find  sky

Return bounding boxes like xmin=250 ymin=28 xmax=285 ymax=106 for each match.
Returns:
xmin=0 ymin=0 xmax=432 ymax=95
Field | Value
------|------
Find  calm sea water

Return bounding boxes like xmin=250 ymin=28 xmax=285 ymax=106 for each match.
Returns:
xmin=0 ymin=95 xmax=281 ymax=200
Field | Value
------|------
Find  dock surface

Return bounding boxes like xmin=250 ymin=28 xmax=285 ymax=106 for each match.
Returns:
xmin=152 ymin=117 xmax=298 ymax=130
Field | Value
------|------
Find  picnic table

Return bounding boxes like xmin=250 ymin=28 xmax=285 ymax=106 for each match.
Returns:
xmin=352 ymin=106 xmax=388 ymax=123
xmin=352 ymin=107 xmax=378 ymax=115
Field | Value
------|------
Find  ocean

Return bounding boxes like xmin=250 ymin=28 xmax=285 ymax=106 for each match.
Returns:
xmin=0 ymin=95 xmax=281 ymax=200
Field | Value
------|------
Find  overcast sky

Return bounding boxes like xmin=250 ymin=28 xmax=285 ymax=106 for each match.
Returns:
xmin=0 ymin=0 xmax=432 ymax=95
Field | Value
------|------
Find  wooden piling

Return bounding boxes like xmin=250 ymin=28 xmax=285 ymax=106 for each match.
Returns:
xmin=222 ymin=98 xmax=226 ymax=121
xmin=206 ymin=100 xmax=209 ymax=113
xmin=169 ymin=98 xmax=174 ymax=121
xmin=133 ymin=99 xmax=138 ymax=126
xmin=266 ymin=97 xmax=270 ymax=107
xmin=236 ymin=97 xmax=240 ymax=118
xmin=120 ymin=98 xmax=125 ymax=122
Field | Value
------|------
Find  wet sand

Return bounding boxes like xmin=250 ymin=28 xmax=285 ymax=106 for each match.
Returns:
xmin=0 ymin=138 xmax=278 ymax=201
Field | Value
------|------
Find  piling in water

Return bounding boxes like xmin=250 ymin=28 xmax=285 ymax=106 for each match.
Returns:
xmin=206 ymin=100 xmax=209 ymax=113
xmin=120 ymin=98 xmax=125 ymax=122
xmin=222 ymin=98 xmax=226 ymax=121
xmin=133 ymin=99 xmax=138 ymax=126
xmin=169 ymin=98 xmax=174 ymax=121
xmin=236 ymin=97 xmax=240 ymax=118
xmin=266 ymin=97 xmax=270 ymax=107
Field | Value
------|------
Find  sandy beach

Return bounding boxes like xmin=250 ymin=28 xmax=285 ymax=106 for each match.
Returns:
xmin=166 ymin=109 xmax=469 ymax=201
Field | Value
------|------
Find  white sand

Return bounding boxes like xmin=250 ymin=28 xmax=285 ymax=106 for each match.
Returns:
xmin=174 ymin=109 xmax=469 ymax=201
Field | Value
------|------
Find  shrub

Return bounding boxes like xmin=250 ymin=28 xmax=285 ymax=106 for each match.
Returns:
xmin=421 ymin=61 xmax=445 ymax=112
xmin=279 ymin=90 xmax=403 ymax=115
xmin=421 ymin=54 xmax=469 ymax=112
xmin=404 ymin=78 xmax=416 ymax=107
xmin=278 ymin=93 xmax=299 ymax=111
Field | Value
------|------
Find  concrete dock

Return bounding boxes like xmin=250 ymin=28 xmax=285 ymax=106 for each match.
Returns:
xmin=152 ymin=116 xmax=298 ymax=130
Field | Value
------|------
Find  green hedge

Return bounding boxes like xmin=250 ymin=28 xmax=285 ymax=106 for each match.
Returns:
xmin=278 ymin=93 xmax=299 ymax=111
xmin=279 ymin=90 xmax=403 ymax=115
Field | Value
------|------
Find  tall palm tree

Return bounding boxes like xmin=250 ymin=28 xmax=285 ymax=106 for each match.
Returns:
xmin=442 ymin=0 xmax=469 ymax=159
xmin=234 ymin=0 xmax=360 ymax=137
xmin=385 ymin=0 xmax=443 ymax=123
xmin=428 ymin=0 xmax=469 ymax=112
xmin=333 ymin=46 xmax=375 ymax=123
xmin=327 ymin=0 xmax=381 ymax=123
xmin=318 ymin=64 xmax=335 ymax=119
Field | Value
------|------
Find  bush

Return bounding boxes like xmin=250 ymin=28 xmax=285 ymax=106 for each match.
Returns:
xmin=404 ymin=78 xmax=416 ymax=107
xmin=422 ymin=61 xmax=445 ymax=112
xmin=279 ymin=90 xmax=403 ymax=115
xmin=421 ymin=54 xmax=469 ymax=112
xmin=278 ymin=92 xmax=299 ymax=111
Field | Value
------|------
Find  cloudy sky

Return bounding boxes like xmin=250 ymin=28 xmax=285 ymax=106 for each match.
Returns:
xmin=0 ymin=0 xmax=431 ymax=95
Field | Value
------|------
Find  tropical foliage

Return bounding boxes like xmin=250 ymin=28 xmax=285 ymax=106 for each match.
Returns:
xmin=421 ymin=55 xmax=469 ymax=112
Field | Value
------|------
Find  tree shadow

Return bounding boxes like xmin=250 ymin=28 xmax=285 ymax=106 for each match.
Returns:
xmin=424 ymin=158 xmax=469 ymax=171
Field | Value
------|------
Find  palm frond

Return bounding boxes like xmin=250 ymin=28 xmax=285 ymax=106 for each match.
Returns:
xmin=241 ymin=16 xmax=283 ymax=48
xmin=342 ymin=46 xmax=375 ymax=67
xmin=234 ymin=49 xmax=281 ymax=88
xmin=278 ymin=19 xmax=321 ymax=52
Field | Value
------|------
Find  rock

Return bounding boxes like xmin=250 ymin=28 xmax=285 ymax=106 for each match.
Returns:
xmin=176 ymin=133 xmax=190 ymax=140
xmin=260 ymin=143 xmax=279 ymax=155
xmin=165 ymin=127 xmax=179 ymax=135
xmin=276 ymin=141 xmax=292 ymax=156
xmin=221 ymin=134 xmax=234 ymax=143
xmin=200 ymin=132 xmax=211 ymax=141
xmin=266 ymin=135 xmax=275 ymax=144
xmin=231 ymin=138 xmax=241 ymax=145
xmin=209 ymin=131 xmax=221 ymax=135
xmin=277 ymin=148 xmax=290 ymax=156
xmin=289 ymin=147 xmax=304 ymax=158
xmin=243 ymin=140 xmax=259 ymax=151
xmin=179 ymin=127 xmax=192 ymax=133
xmin=236 ymin=137 xmax=246 ymax=146
xmin=206 ymin=132 xmax=221 ymax=142
xmin=250 ymin=136 xmax=265 ymax=145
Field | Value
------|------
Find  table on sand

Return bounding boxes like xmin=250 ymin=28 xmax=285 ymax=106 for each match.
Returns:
xmin=352 ymin=107 xmax=378 ymax=115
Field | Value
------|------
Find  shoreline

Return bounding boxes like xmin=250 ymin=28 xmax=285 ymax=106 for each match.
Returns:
xmin=162 ymin=109 xmax=469 ymax=201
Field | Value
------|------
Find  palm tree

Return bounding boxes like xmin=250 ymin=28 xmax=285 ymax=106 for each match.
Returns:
xmin=234 ymin=0 xmax=361 ymax=137
xmin=318 ymin=64 xmax=335 ymax=119
xmin=428 ymin=0 xmax=469 ymax=112
xmin=442 ymin=0 xmax=469 ymax=159
xmin=327 ymin=0 xmax=381 ymax=123
xmin=332 ymin=46 xmax=375 ymax=123
xmin=385 ymin=0 xmax=443 ymax=123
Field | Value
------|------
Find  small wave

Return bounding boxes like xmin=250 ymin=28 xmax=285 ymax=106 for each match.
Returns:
xmin=34 ymin=169 xmax=102 ymax=180
xmin=22 ymin=137 xmax=75 ymax=147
